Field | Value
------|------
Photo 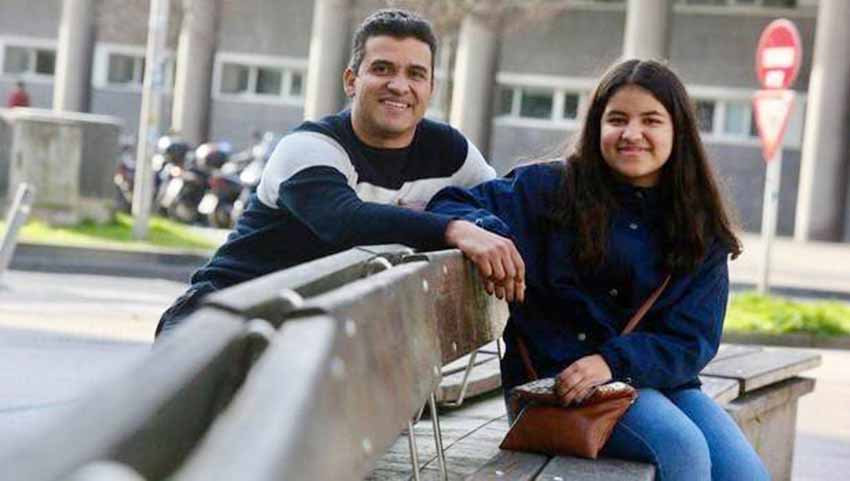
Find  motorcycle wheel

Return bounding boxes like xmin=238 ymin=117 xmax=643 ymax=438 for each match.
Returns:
xmin=208 ymin=202 xmax=233 ymax=229
xmin=114 ymin=187 xmax=132 ymax=214
xmin=168 ymin=196 xmax=201 ymax=224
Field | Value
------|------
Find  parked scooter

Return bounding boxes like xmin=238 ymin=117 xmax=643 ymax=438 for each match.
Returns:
xmin=114 ymin=134 xmax=191 ymax=214
xmin=113 ymin=135 xmax=137 ymax=213
xmin=160 ymin=141 xmax=231 ymax=224
xmin=199 ymin=132 xmax=279 ymax=228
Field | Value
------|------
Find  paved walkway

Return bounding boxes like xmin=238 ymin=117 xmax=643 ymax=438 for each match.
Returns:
xmin=730 ymin=233 xmax=850 ymax=298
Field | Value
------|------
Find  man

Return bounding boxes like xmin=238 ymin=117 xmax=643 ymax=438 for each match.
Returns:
xmin=156 ymin=8 xmax=525 ymax=337
xmin=6 ymin=81 xmax=30 ymax=108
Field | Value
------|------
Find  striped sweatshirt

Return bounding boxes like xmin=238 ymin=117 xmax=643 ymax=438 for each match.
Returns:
xmin=190 ymin=110 xmax=496 ymax=290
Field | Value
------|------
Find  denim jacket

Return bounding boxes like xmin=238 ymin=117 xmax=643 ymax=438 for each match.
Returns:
xmin=426 ymin=162 xmax=730 ymax=392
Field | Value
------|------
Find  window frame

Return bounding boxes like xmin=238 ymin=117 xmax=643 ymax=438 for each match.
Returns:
xmin=0 ymin=35 xmax=57 ymax=83
xmin=212 ymin=52 xmax=308 ymax=106
xmin=92 ymin=43 xmax=175 ymax=92
xmin=688 ymin=85 xmax=806 ymax=148
xmin=493 ymin=73 xmax=593 ymax=130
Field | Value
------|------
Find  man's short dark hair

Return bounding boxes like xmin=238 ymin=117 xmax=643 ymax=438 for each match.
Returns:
xmin=349 ymin=8 xmax=438 ymax=76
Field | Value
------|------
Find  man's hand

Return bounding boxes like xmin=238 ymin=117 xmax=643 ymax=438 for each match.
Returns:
xmin=444 ymin=220 xmax=525 ymax=302
xmin=554 ymin=355 xmax=613 ymax=406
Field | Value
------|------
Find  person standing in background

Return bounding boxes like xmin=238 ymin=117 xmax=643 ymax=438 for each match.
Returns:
xmin=6 ymin=81 xmax=30 ymax=108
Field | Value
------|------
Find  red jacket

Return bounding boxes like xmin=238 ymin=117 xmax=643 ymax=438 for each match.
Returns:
xmin=7 ymin=89 xmax=30 ymax=108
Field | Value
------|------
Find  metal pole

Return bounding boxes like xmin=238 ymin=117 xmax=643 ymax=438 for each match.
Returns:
xmin=132 ymin=0 xmax=170 ymax=240
xmin=406 ymin=420 xmax=422 ymax=481
xmin=0 ymin=183 xmax=35 ymax=279
xmin=428 ymin=392 xmax=448 ymax=481
xmin=758 ymin=150 xmax=783 ymax=294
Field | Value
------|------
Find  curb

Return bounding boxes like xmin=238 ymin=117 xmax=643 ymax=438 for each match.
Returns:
xmin=9 ymin=243 xmax=210 ymax=282
xmin=722 ymin=331 xmax=850 ymax=350
xmin=731 ymin=282 xmax=850 ymax=302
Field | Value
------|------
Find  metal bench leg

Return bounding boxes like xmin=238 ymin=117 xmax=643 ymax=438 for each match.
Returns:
xmin=442 ymin=348 xmax=478 ymax=408
xmin=429 ymin=392 xmax=448 ymax=481
xmin=406 ymin=419 xmax=422 ymax=481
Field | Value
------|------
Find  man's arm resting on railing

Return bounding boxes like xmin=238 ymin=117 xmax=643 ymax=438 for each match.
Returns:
xmin=278 ymin=167 xmax=524 ymax=301
xmin=444 ymin=219 xmax=525 ymax=302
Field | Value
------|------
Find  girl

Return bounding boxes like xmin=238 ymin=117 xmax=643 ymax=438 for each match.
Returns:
xmin=427 ymin=59 xmax=769 ymax=481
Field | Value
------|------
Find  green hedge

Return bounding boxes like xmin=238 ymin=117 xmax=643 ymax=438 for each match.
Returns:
xmin=725 ymin=292 xmax=850 ymax=337
xmin=3 ymin=212 xmax=218 ymax=252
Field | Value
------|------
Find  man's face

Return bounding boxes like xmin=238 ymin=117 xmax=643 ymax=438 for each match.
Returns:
xmin=344 ymin=35 xmax=434 ymax=148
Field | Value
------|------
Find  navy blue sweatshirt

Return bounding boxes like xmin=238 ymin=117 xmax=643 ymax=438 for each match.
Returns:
xmin=427 ymin=162 xmax=731 ymax=393
xmin=190 ymin=110 xmax=495 ymax=289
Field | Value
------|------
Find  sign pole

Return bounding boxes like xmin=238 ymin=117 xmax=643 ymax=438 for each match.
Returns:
xmin=757 ymin=149 xmax=782 ymax=294
xmin=132 ymin=0 xmax=170 ymax=240
xmin=752 ymin=17 xmax=802 ymax=295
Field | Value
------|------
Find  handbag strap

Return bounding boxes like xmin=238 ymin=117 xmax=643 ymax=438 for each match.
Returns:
xmin=515 ymin=274 xmax=671 ymax=382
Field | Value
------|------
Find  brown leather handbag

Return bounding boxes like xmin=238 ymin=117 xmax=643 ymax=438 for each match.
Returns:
xmin=499 ymin=275 xmax=671 ymax=459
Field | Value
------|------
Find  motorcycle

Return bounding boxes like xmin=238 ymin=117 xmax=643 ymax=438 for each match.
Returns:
xmin=199 ymin=132 xmax=279 ymax=228
xmin=114 ymin=134 xmax=191 ymax=214
xmin=161 ymin=141 xmax=231 ymax=224
xmin=113 ymin=135 xmax=136 ymax=213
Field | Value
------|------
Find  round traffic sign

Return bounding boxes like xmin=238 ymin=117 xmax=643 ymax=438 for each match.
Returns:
xmin=755 ymin=19 xmax=803 ymax=90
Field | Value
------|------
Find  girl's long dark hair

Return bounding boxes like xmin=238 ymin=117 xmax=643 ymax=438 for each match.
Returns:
xmin=551 ymin=59 xmax=742 ymax=274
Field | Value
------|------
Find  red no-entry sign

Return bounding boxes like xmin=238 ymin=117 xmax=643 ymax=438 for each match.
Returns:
xmin=755 ymin=19 xmax=802 ymax=90
xmin=753 ymin=19 xmax=803 ymax=163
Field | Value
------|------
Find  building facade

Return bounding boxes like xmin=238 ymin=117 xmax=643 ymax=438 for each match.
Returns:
xmin=0 ymin=0 xmax=847 ymax=241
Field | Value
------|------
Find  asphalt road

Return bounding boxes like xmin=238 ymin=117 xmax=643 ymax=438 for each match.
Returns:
xmin=0 ymin=269 xmax=847 ymax=479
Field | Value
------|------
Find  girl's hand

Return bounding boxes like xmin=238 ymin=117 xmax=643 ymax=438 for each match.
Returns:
xmin=554 ymin=354 xmax=613 ymax=406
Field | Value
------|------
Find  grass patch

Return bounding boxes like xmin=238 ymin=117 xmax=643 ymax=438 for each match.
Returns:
xmin=2 ymin=212 xmax=219 ymax=252
xmin=726 ymin=292 xmax=850 ymax=337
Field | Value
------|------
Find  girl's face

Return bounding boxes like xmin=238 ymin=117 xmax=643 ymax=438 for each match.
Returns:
xmin=599 ymin=84 xmax=674 ymax=188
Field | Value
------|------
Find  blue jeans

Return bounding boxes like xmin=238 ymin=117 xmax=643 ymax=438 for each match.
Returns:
xmin=504 ymin=387 xmax=769 ymax=481
xmin=600 ymin=388 xmax=770 ymax=481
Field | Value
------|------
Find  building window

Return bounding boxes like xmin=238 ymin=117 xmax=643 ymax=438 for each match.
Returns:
xmin=495 ymin=83 xmax=586 ymax=125
xmin=2 ymin=44 xmax=55 ymax=76
xmin=497 ymin=88 xmax=514 ymax=116
xmin=215 ymin=55 xmax=307 ymax=104
xmin=107 ymin=53 xmax=144 ymax=84
xmin=256 ymin=67 xmax=283 ymax=95
xmin=221 ymin=63 xmax=250 ymax=94
xmin=723 ymin=100 xmax=753 ymax=137
xmin=290 ymin=72 xmax=303 ymax=96
xmin=563 ymin=93 xmax=580 ymax=120
xmin=695 ymin=100 xmax=716 ymax=133
xmin=94 ymin=44 xmax=175 ymax=90
xmin=519 ymin=89 xmax=553 ymax=119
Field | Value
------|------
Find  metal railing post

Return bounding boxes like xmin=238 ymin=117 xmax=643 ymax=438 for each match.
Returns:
xmin=0 ymin=183 xmax=35 ymax=281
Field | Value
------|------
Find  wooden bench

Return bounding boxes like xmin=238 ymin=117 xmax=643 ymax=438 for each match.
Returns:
xmin=367 ymin=345 xmax=819 ymax=481
xmin=0 ymin=246 xmax=819 ymax=481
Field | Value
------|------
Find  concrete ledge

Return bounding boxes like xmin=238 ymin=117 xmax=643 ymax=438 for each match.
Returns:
xmin=723 ymin=331 xmax=850 ymax=350
xmin=10 ymin=243 xmax=209 ymax=282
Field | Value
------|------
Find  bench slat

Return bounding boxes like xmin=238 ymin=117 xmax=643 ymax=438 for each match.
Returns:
xmin=1 ymin=309 xmax=251 ymax=481
xmin=713 ymin=344 xmax=762 ymax=362
xmin=536 ymin=456 xmax=655 ymax=481
xmin=442 ymin=341 xmax=499 ymax=376
xmin=203 ymin=245 xmax=412 ymax=324
xmin=437 ymin=355 xmax=502 ymax=403
xmin=465 ymin=450 xmax=549 ymax=481
xmin=702 ymin=349 xmax=821 ymax=393
xmin=177 ymin=262 xmax=447 ymax=481
xmin=404 ymin=250 xmax=508 ymax=365
xmin=699 ymin=375 xmax=741 ymax=405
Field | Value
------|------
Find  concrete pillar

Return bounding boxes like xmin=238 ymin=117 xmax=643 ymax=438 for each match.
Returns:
xmin=449 ymin=13 xmax=500 ymax=153
xmin=303 ymin=0 xmax=352 ymax=121
xmin=794 ymin=0 xmax=850 ymax=241
xmin=53 ymin=0 xmax=94 ymax=112
xmin=172 ymin=0 xmax=219 ymax=145
xmin=622 ymin=0 xmax=672 ymax=60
